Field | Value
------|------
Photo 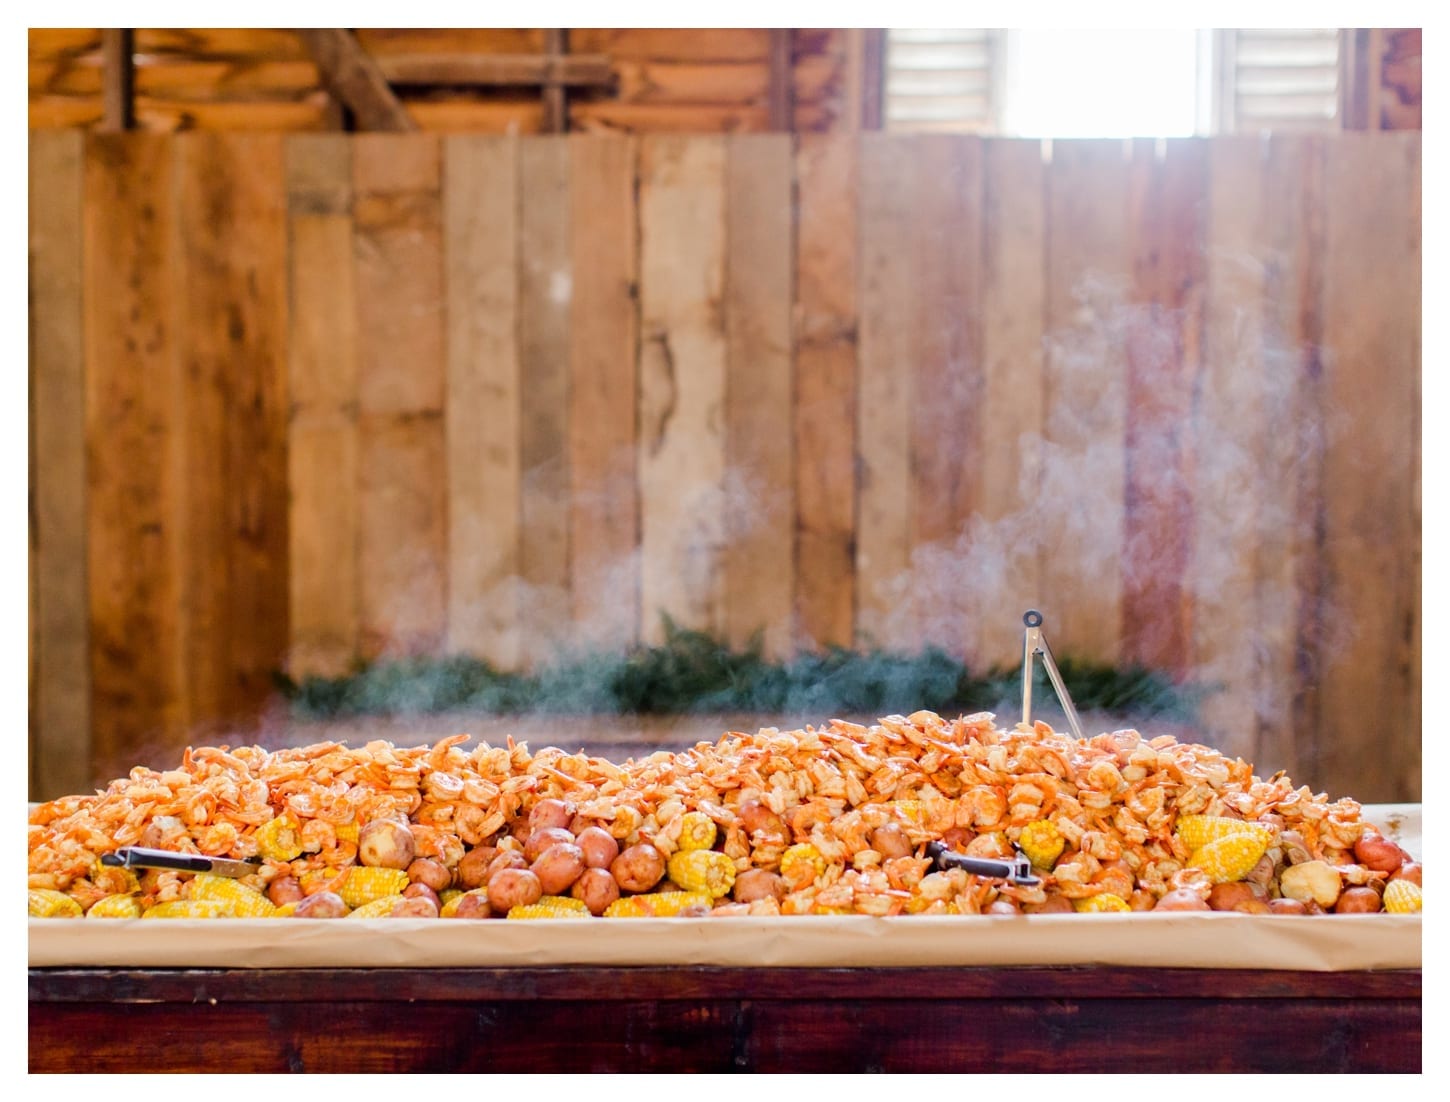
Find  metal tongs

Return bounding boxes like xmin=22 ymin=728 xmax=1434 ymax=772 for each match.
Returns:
xmin=925 ymin=840 xmax=1041 ymax=887
xmin=1020 ymin=609 xmax=1085 ymax=741
xmin=100 ymin=846 xmax=260 ymax=878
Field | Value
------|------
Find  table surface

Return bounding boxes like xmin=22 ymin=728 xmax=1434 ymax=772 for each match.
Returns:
xmin=29 ymin=964 xmax=1421 ymax=1074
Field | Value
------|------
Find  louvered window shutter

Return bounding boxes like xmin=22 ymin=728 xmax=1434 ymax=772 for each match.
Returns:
xmin=1216 ymin=28 xmax=1342 ymax=132
xmin=883 ymin=29 xmax=1001 ymax=132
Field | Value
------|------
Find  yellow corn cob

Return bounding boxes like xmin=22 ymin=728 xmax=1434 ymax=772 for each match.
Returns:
xmin=1187 ymin=832 xmax=1268 ymax=884
xmin=335 ymin=820 xmax=360 ymax=845
xmin=1018 ymin=819 xmax=1065 ymax=869
xmin=1382 ymin=880 xmax=1422 ymax=915
xmin=337 ymin=866 xmax=410 ymax=909
xmin=29 ymin=889 xmax=83 ymax=918
xmin=187 ymin=874 xmax=278 ymax=917
xmin=667 ymin=848 xmax=737 ymax=898
xmin=254 ymin=814 xmax=305 ymax=861
xmin=143 ymin=900 xmax=229 ymax=919
xmin=780 ymin=843 xmax=826 ymax=889
xmin=604 ymin=891 xmax=712 ymax=918
xmin=272 ymin=902 xmax=300 ymax=917
xmin=1073 ymin=893 xmax=1131 ymax=913
xmin=85 ymin=894 xmax=143 ymax=919
xmin=347 ymin=895 xmax=406 ymax=918
xmin=1175 ymin=815 xmax=1271 ymax=853
xmin=507 ymin=896 xmax=591 ymax=919
xmin=439 ymin=888 xmax=485 ymax=918
xmin=678 ymin=811 xmax=717 ymax=852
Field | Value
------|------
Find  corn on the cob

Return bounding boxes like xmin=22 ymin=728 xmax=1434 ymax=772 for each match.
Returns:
xmin=143 ymin=900 xmax=229 ymax=919
xmin=439 ymin=888 xmax=463 ymax=909
xmin=334 ymin=819 xmax=361 ymax=845
xmin=667 ymin=848 xmax=737 ymax=898
xmin=29 ymin=888 xmax=82 ymax=918
xmin=1382 ymin=879 xmax=1422 ymax=915
xmin=272 ymin=901 xmax=300 ymax=917
xmin=439 ymin=888 xmax=486 ymax=918
xmin=1018 ymin=819 xmax=1065 ymax=869
xmin=780 ymin=843 xmax=826 ymax=889
xmin=1187 ymin=832 xmax=1268 ymax=884
xmin=604 ymin=891 xmax=712 ymax=917
xmin=337 ymin=866 xmax=410 ymax=909
xmin=507 ymin=896 xmax=591 ymax=919
xmin=254 ymin=814 xmax=305 ymax=861
xmin=1175 ymin=815 xmax=1271 ymax=852
xmin=187 ymin=874 xmax=278 ymax=917
xmin=677 ymin=811 xmax=717 ymax=852
xmin=1073 ymin=893 xmax=1131 ymax=913
xmin=85 ymin=893 xmax=143 ymax=919
xmin=347 ymin=895 xmax=406 ymax=918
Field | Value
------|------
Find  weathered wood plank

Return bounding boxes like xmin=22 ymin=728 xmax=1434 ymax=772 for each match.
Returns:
xmin=517 ymin=137 xmax=573 ymax=662
xmin=444 ymin=135 xmax=521 ymax=669
xmin=173 ymin=133 xmax=290 ymax=736
xmin=377 ymin=52 xmax=612 ymax=87
xmin=976 ymin=138 xmax=1046 ymax=671
xmin=568 ymin=135 xmax=639 ymax=651
xmin=638 ymin=135 xmax=728 ymax=644
xmin=910 ymin=136 xmax=983 ymax=656
xmin=83 ymin=133 xmax=186 ymax=776
xmin=1318 ymin=132 xmax=1420 ymax=802
xmin=1122 ymin=139 xmax=1205 ymax=675
xmin=793 ymin=134 xmax=857 ymax=649
xmin=854 ymin=133 xmax=915 ymax=652
xmin=1041 ymin=139 xmax=1131 ymax=663
xmin=99 ymin=28 xmax=134 ymax=132
xmin=286 ymin=135 xmax=359 ymax=679
xmin=1194 ymin=136 xmax=1271 ymax=767
xmin=28 ymin=130 xmax=90 ymax=800
xmin=353 ymin=135 xmax=447 ymax=658
xmin=722 ymin=134 xmax=794 ymax=658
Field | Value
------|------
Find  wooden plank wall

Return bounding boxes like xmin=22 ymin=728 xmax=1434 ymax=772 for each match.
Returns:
xmin=29 ymin=132 xmax=1420 ymax=807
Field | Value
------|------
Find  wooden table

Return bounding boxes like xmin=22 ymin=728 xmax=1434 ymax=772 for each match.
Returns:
xmin=29 ymin=965 xmax=1420 ymax=1073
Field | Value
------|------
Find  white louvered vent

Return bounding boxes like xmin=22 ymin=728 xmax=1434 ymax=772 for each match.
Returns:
xmin=883 ymin=29 xmax=1000 ymax=132
xmin=1219 ymin=28 xmax=1342 ymax=132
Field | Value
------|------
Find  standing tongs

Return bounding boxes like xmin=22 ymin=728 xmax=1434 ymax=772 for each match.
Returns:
xmin=1020 ymin=609 xmax=1085 ymax=741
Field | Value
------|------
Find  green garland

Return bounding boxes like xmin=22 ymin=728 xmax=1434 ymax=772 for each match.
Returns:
xmin=280 ymin=617 xmax=1198 ymax=725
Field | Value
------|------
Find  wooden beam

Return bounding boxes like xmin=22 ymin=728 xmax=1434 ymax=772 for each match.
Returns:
xmin=100 ymin=28 xmax=134 ymax=132
xmin=860 ymin=29 xmax=886 ymax=130
xmin=296 ymin=28 xmax=415 ymax=132
xmin=378 ymin=52 xmax=613 ymax=88
xmin=768 ymin=29 xmax=795 ymax=131
xmin=543 ymin=29 xmax=569 ymax=133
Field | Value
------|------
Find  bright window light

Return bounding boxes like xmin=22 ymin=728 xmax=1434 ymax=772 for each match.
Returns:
xmin=1000 ymin=29 xmax=1202 ymax=138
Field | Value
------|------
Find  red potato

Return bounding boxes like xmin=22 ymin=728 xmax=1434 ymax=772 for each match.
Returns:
xmin=1023 ymin=893 xmax=1074 ymax=915
xmin=388 ymin=896 xmax=439 ymax=919
xmin=486 ymin=868 xmax=543 ymax=913
xmin=1354 ymin=832 xmax=1408 ymax=874
xmin=610 ymin=842 xmax=667 ymax=893
xmin=524 ymin=827 xmax=576 ymax=863
xmin=447 ymin=889 xmax=493 ymax=919
xmin=292 ymin=891 xmax=348 ymax=919
xmin=1154 ymin=889 xmax=1212 ymax=912
xmin=531 ymin=842 xmax=587 ymax=895
xmin=266 ymin=876 xmax=305 ymax=907
xmin=402 ymin=882 xmax=441 ymax=910
xmin=484 ymin=849 xmax=529 ymax=883
xmin=1268 ymin=898 xmax=1309 ymax=915
xmin=869 ymin=823 xmax=915 ymax=860
xmin=1208 ymin=882 xmax=1265 ymax=912
xmin=570 ymin=867 xmax=621 ymax=916
xmin=576 ymin=826 xmax=620 ymax=870
xmin=1232 ymin=900 xmax=1272 ymax=915
xmin=732 ymin=869 xmax=786 ymax=904
xmin=407 ymin=857 xmax=453 ymax=893
xmin=1334 ymin=886 xmax=1383 ymax=914
xmin=1391 ymin=861 xmax=1422 ymax=887
xmin=736 ymin=799 xmax=787 ymax=838
xmin=358 ymin=818 xmax=417 ymax=870
xmin=456 ymin=847 xmax=497 ymax=890
xmin=528 ymin=798 xmax=576 ymax=833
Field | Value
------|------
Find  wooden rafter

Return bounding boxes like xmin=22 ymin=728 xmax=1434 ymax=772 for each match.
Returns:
xmin=377 ymin=52 xmax=613 ymax=88
xmin=768 ymin=29 xmax=795 ymax=131
xmin=296 ymin=28 xmax=415 ymax=132
xmin=542 ymin=29 xmax=570 ymax=133
xmin=99 ymin=28 xmax=135 ymax=132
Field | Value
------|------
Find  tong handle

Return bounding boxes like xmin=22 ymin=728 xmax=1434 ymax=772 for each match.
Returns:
xmin=925 ymin=841 xmax=1041 ymax=887
xmin=1021 ymin=609 xmax=1085 ymax=741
